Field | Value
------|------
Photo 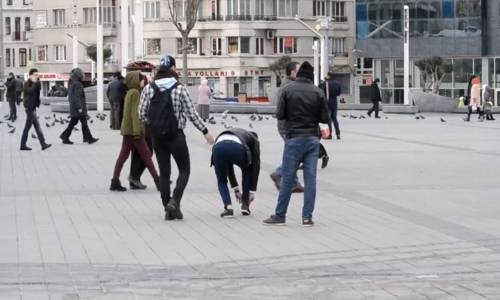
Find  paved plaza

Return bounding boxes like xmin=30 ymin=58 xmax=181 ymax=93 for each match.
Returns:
xmin=0 ymin=103 xmax=500 ymax=299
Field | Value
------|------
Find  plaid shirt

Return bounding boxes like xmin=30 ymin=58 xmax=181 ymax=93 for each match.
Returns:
xmin=139 ymin=82 xmax=208 ymax=134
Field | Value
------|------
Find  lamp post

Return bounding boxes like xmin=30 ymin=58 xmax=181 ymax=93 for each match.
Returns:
xmin=96 ymin=0 xmax=104 ymax=111
xmin=72 ymin=0 xmax=79 ymax=69
xmin=404 ymin=5 xmax=410 ymax=105
xmin=295 ymin=16 xmax=327 ymax=85
xmin=121 ymin=0 xmax=129 ymax=76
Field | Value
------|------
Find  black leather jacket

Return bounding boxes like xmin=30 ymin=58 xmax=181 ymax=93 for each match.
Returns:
xmin=277 ymin=77 xmax=330 ymax=138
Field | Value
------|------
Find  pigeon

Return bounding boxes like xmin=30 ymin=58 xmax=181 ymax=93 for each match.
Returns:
xmin=90 ymin=120 xmax=94 ymax=124
xmin=0 ymin=120 xmax=3 ymax=124
xmin=385 ymin=116 xmax=389 ymax=119
xmin=231 ymin=115 xmax=239 ymax=122
xmin=265 ymin=117 xmax=269 ymax=120
xmin=51 ymin=122 xmax=56 ymax=127
xmin=359 ymin=115 xmax=366 ymax=119
xmin=208 ymin=119 xmax=216 ymax=125
xmin=249 ymin=113 xmax=257 ymax=121
xmin=31 ymin=133 xmax=37 ymax=139
xmin=415 ymin=116 xmax=421 ymax=120
xmin=349 ymin=114 xmax=358 ymax=119
xmin=440 ymin=118 xmax=446 ymax=123
xmin=223 ymin=124 xmax=231 ymax=129
xmin=8 ymin=127 xmax=15 ymax=134
xmin=4 ymin=114 xmax=10 ymax=119
xmin=249 ymin=123 xmax=253 ymax=129
xmin=221 ymin=110 xmax=229 ymax=119
xmin=258 ymin=115 xmax=263 ymax=121
xmin=7 ymin=123 xmax=14 ymax=129
xmin=53 ymin=113 xmax=57 ymax=118
xmin=342 ymin=114 xmax=348 ymax=118
xmin=419 ymin=115 xmax=426 ymax=120
xmin=44 ymin=116 xmax=51 ymax=120
xmin=45 ymin=123 xmax=51 ymax=128
xmin=54 ymin=119 xmax=60 ymax=124
xmin=59 ymin=117 xmax=65 ymax=123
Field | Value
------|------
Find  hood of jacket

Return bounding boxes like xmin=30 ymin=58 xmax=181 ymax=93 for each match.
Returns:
xmin=125 ymin=71 xmax=141 ymax=90
xmin=70 ymin=68 xmax=84 ymax=83
xmin=155 ymin=77 xmax=178 ymax=92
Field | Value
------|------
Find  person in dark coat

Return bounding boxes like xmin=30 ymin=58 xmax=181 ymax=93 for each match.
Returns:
xmin=211 ymin=128 xmax=260 ymax=218
xmin=107 ymin=72 xmax=127 ymax=130
xmin=15 ymin=76 xmax=23 ymax=105
xmin=5 ymin=73 xmax=17 ymax=121
xmin=60 ymin=68 xmax=99 ymax=144
xmin=367 ymin=78 xmax=382 ymax=118
xmin=20 ymin=69 xmax=51 ymax=151
xmin=323 ymin=72 xmax=341 ymax=139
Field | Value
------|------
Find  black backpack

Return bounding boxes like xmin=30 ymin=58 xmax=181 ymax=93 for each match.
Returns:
xmin=148 ymin=81 xmax=180 ymax=139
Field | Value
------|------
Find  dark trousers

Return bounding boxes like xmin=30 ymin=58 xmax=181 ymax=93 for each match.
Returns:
xmin=212 ymin=141 xmax=251 ymax=207
xmin=60 ymin=116 xmax=93 ymax=141
xmin=16 ymin=92 xmax=22 ymax=105
xmin=21 ymin=109 xmax=46 ymax=147
xmin=130 ymin=135 xmax=153 ymax=181
xmin=329 ymin=106 xmax=340 ymax=137
xmin=7 ymin=98 xmax=17 ymax=120
xmin=153 ymin=132 xmax=190 ymax=210
xmin=110 ymin=102 xmax=121 ymax=129
xmin=466 ymin=106 xmax=484 ymax=121
xmin=367 ymin=100 xmax=380 ymax=117
xmin=113 ymin=136 xmax=158 ymax=180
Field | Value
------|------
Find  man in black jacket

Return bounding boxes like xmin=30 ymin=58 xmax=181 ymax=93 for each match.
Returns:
xmin=60 ymin=68 xmax=99 ymax=145
xmin=107 ymin=72 xmax=126 ymax=130
xmin=5 ymin=73 xmax=17 ymax=121
xmin=323 ymin=72 xmax=341 ymax=139
xmin=367 ymin=78 xmax=382 ymax=118
xmin=211 ymin=128 xmax=260 ymax=218
xmin=264 ymin=61 xmax=330 ymax=226
xmin=20 ymin=69 xmax=52 ymax=151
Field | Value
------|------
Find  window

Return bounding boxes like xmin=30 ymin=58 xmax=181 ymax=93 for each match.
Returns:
xmin=5 ymin=49 xmax=10 ymax=67
xmin=102 ymin=4 xmax=116 ymax=26
xmin=226 ymin=0 xmax=250 ymax=18
xmin=25 ymin=17 xmax=31 ymax=31
xmin=54 ymin=45 xmax=66 ymax=62
xmin=240 ymin=37 xmax=250 ymax=54
xmin=144 ymin=1 xmax=160 ymax=19
xmin=211 ymin=37 xmax=222 ymax=55
xmin=329 ymin=37 xmax=345 ymax=54
xmin=173 ymin=0 xmax=185 ymax=19
xmin=5 ymin=17 xmax=11 ymax=35
xmin=83 ymin=8 xmax=96 ymax=24
xmin=176 ymin=38 xmax=198 ymax=55
xmin=144 ymin=38 xmax=161 ymax=55
xmin=29 ymin=48 xmax=32 ymax=61
xmin=227 ymin=77 xmax=252 ymax=97
xmin=106 ymin=43 xmax=118 ymax=64
xmin=23 ymin=0 xmax=30 ymax=5
xmin=19 ymin=48 xmax=27 ymax=67
xmin=12 ymin=49 xmax=15 ymax=67
xmin=256 ymin=37 xmax=264 ymax=55
xmin=313 ymin=1 xmax=346 ymax=20
xmin=7 ymin=0 xmax=12 ymax=5
xmin=37 ymin=45 xmax=48 ymax=61
xmin=276 ymin=0 xmax=297 ymax=17
xmin=258 ymin=76 xmax=272 ymax=97
xmin=53 ymin=9 xmax=65 ymax=26
xmin=273 ymin=37 xmax=297 ymax=54
xmin=227 ymin=37 xmax=239 ymax=54
xmin=256 ymin=0 xmax=265 ymax=17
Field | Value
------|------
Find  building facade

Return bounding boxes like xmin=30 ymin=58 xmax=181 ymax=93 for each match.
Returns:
xmin=1 ymin=0 xmax=33 ymax=78
xmin=355 ymin=0 xmax=500 ymax=106
xmin=24 ymin=0 xmax=356 ymax=100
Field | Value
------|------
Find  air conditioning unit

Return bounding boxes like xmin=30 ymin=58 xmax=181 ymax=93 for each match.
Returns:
xmin=265 ymin=29 xmax=276 ymax=40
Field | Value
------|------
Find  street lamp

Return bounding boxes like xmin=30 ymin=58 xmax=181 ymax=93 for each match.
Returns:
xmin=294 ymin=16 xmax=327 ymax=85
xmin=96 ymin=0 xmax=104 ymax=112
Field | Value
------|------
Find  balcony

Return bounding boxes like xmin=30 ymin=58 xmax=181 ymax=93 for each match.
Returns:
xmin=253 ymin=15 xmax=278 ymax=21
xmin=332 ymin=16 xmax=348 ymax=23
xmin=103 ymin=23 xmax=117 ymax=37
xmin=12 ymin=31 xmax=21 ymax=41
xmin=226 ymin=15 xmax=252 ymax=21
xmin=198 ymin=15 xmax=223 ymax=22
xmin=23 ymin=31 xmax=32 ymax=41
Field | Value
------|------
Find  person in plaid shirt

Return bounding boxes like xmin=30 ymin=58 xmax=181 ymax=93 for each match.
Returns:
xmin=139 ymin=55 xmax=215 ymax=221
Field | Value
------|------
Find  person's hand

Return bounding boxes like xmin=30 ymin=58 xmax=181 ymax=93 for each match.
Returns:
xmin=234 ymin=189 xmax=242 ymax=203
xmin=249 ymin=192 xmax=256 ymax=204
xmin=78 ymin=109 xmax=83 ymax=114
xmin=204 ymin=132 xmax=215 ymax=145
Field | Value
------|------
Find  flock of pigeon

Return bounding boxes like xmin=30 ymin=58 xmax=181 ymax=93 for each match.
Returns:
xmin=0 ymin=113 xmax=107 ymax=138
xmin=207 ymin=110 xmax=271 ymax=130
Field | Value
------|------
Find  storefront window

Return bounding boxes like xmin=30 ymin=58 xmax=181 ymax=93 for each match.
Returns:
xmin=258 ymin=76 xmax=271 ymax=97
xmin=227 ymin=77 xmax=253 ymax=97
xmin=495 ymin=58 xmax=500 ymax=88
xmin=228 ymin=37 xmax=238 ymax=54
xmin=453 ymin=58 xmax=473 ymax=86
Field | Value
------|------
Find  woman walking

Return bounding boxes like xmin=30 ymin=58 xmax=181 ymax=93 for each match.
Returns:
xmin=110 ymin=71 xmax=159 ymax=191
xmin=139 ymin=55 xmax=215 ymax=221
xmin=197 ymin=78 xmax=212 ymax=122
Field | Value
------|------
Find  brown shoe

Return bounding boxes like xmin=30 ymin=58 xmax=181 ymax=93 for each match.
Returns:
xmin=270 ymin=173 xmax=281 ymax=190
xmin=292 ymin=185 xmax=304 ymax=193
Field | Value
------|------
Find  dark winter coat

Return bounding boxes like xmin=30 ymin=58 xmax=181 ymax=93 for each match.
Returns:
xmin=107 ymin=77 xmax=126 ymax=104
xmin=5 ymin=77 xmax=17 ymax=100
xmin=277 ymin=77 xmax=330 ymax=139
xmin=23 ymin=79 xmax=40 ymax=111
xmin=121 ymin=72 xmax=145 ymax=137
xmin=211 ymin=128 xmax=261 ymax=192
xmin=323 ymin=79 xmax=341 ymax=109
xmin=370 ymin=82 xmax=382 ymax=102
xmin=276 ymin=77 xmax=294 ymax=134
xmin=68 ymin=68 xmax=87 ymax=117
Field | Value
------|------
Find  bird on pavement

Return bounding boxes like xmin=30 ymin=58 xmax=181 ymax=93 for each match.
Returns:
xmin=415 ymin=116 xmax=421 ymax=120
xmin=31 ymin=133 xmax=37 ymax=139
xmin=440 ymin=118 xmax=446 ymax=123
xmin=8 ymin=127 xmax=15 ymax=134
xmin=7 ymin=123 xmax=14 ymax=128
xmin=45 ymin=123 xmax=51 ymax=128
xmin=249 ymin=123 xmax=253 ymax=129
xmin=221 ymin=110 xmax=229 ymax=119
xmin=419 ymin=115 xmax=426 ymax=119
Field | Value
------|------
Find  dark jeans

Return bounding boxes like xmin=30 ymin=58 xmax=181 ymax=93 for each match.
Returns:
xmin=273 ymin=129 xmax=300 ymax=185
xmin=466 ymin=106 xmax=483 ymax=120
xmin=7 ymin=98 xmax=16 ymax=120
xmin=130 ymin=135 xmax=153 ymax=181
xmin=110 ymin=102 xmax=121 ymax=130
xmin=21 ymin=109 xmax=46 ymax=147
xmin=212 ymin=141 xmax=251 ymax=207
xmin=329 ymin=106 xmax=340 ymax=137
xmin=60 ymin=116 xmax=93 ymax=141
xmin=113 ymin=136 xmax=158 ymax=180
xmin=153 ymin=132 xmax=190 ymax=210
xmin=275 ymin=136 xmax=320 ymax=220
xmin=367 ymin=100 xmax=380 ymax=117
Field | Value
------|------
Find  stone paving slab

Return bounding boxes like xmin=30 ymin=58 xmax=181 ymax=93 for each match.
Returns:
xmin=0 ymin=103 xmax=500 ymax=299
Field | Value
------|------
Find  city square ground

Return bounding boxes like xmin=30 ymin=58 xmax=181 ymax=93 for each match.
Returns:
xmin=0 ymin=102 xmax=499 ymax=299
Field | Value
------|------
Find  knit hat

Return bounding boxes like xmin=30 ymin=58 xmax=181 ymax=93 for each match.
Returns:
xmin=297 ymin=61 xmax=314 ymax=82
xmin=159 ymin=55 xmax=176 ymax=71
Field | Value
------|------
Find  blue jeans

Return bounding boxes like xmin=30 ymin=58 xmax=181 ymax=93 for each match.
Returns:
xmin=273 ymin=129 xmax=300 ymax=186
xmin=275 ymin=136 xmax=320 ymax=220
xmin=212 ymin=141 xmax=251 ymax=207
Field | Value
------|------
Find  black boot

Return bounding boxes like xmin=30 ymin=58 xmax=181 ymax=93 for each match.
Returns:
xmin=166 ymin=198 xmax=178 ymax=213
xmin=154 ymin=177 xmax=160 ymax=191
xmin=110 ymin=179 xmax=127 ymax=191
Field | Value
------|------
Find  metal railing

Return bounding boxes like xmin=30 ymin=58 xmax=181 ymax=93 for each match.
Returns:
xmin=226 ymin=15 xmax=252 ymax=21
xmin=198 ymin=15 xmax=223 ymax=22
xmin=253 ymin=15 xmax=278 ymax=21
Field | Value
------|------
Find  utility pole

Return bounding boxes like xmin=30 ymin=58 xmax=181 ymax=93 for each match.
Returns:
xmin=295 ymin=16 xmax=327 ymax=85
xmin=72 ymin=0 xmax=79 ymax=68
xmin=121 ymin=0 xmax=129 ymax=76
xmin=404 ymin=5 xmax=410 ymax=105
xmin=0 ymin=0 xmax=5 ymax=79
xmin=96 ymin=0 xmax=104 ymax=111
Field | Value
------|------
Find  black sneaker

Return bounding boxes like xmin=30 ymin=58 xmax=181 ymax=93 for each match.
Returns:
xmin=321 ymin=154 xmax=329 ymax=169
xmin=263 ymin=215 xmax=286 ymax=225
xmin=241 ymin=204 xmax=251 ymax=216
xmin=20 ymin=146 xmax=32 ymax=151
xmin=220 ymin=208 xmax=234 ymax=218
xmin=302 ymin=219 xmax=315 ymax=227
xmin=175 ymin=208 xmax=183 ymax=220
xmin=165 ymin=210 xmax=176 ymax=221
xmin=166 ymin=198 xmax=178 ymax=212
xmin=41 ymin=144 xmax=52 ymax=151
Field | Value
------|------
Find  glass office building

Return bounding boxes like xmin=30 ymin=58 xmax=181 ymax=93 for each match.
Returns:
xmin=355 ymin=0 xmax=500 ymax=105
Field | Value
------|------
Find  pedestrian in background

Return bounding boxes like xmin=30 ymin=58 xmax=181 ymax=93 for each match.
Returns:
xmin=264 ymin=61 xmax=330 ymax=227
xmin=20 ymin=68 xmax=52 ymax=151
xmin=465 ymin=75 xmax=483 ymax=122
xmin=107 ymin=71 xmax=127 ymax=130
xmin=367 ymin=78 xmax=382 ymax=118
xmin=197 ymin=78 xmax=212 ymax=122
xmin=323 ymin=71 xmax=341 ymax=140
xmin=5 ymin=73 xmax=17 ymax=121
xmin=60 ymin=68 xmax=99 ymax=144
xmin=15 ymin=76 xmax=23 ymax=105
xmin=482 ymin=84 xmax=495 ymax=121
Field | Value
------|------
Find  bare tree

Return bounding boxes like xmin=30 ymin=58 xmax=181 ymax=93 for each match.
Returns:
xmin=415 ymin=56 xmax=452 ymax=94
xmin=166 ymin=0 xmax=201 ymax=84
